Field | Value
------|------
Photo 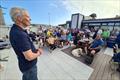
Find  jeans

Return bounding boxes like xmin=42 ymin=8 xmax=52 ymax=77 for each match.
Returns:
xmin=22 ymin=65 xmax=38 ymax=80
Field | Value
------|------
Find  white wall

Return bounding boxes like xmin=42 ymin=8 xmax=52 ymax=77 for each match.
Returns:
xmin=78 ymin=14 xmax=84 ymax=28
xmin=71 ymin=14 xmax=78 ymax=29
xmin=0 ymin=25 xmax=39 ymax=39
xmin=71 ymin=14 xmax=84 ymax=29
xmin=0 ymin=25 xmax=11 ymax=38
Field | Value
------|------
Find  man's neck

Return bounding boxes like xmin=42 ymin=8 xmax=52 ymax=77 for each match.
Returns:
xmin=15 ymin=22 xmax=25 ymax=30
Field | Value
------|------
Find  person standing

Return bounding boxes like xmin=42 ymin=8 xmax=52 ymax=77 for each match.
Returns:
xmin=9 ymin=7 xmax=42 ymax=80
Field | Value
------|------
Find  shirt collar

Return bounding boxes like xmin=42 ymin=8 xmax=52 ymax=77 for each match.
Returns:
xmin=13 ymin=24 xmax=28 ymax=33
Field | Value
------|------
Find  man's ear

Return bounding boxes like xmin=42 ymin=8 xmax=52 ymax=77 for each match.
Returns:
xmin=17 ymin=16 xmax=23 ymax=22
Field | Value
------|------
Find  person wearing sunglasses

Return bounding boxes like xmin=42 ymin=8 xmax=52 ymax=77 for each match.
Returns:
xmin=9 ymin=7 xmax=43 ymax=80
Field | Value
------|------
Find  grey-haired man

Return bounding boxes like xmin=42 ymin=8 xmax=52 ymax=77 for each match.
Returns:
xmin=9 ymin=7 xmax=42 ymax=80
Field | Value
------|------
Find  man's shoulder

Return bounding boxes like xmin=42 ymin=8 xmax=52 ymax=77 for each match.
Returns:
xmin=10 ymin=27 xmax=27 ymax=40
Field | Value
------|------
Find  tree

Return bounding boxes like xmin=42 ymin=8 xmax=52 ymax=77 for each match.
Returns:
xmin=115 ymin=15 xmax=120 ymax=18
xmin=89 ymin=13 xmax=97 ymax=19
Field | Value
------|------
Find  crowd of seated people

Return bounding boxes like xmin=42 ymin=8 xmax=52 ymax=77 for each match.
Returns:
xmin=28 ymin=27 xmax=119 ymax=48
xmin=27 ymin=26 xmax=120 ymax=66
xmin=1 ymin=26 xmax=119 ymax=72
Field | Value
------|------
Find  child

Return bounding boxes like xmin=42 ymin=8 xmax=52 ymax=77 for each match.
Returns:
xmin=47 ymin=35 xmax=56 ymax=51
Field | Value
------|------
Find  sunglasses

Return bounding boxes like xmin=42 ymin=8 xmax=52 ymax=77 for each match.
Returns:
xmin=23 ymin=15 xmax=31 ymax=21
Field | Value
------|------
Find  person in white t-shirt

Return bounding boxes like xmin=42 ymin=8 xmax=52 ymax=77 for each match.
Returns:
xmin=97 ymin=28 xmax=103 ymax=35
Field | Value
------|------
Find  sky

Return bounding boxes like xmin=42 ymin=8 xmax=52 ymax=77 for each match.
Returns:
xmin=0 ymin=0 xmax=120 ymax=26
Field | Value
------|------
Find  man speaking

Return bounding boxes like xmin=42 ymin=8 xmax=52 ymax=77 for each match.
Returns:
xmin=9 ymin=7 xmax=42 ymax=80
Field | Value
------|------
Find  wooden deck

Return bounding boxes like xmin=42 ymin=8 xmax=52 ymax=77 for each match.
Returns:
xmin=89 ymin=48 xmax=120 ymax=80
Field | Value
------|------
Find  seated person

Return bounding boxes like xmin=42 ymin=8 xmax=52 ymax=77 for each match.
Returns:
xmin=60 ymin=32 xmax=67 ymax=47
xmin=115 ymin=32 xmax=120 ymax=48
xmin=87 ymin=34 xmax=104 ymax=57
xmin=38 ymin=37 xmax=44 ymax=47
xmin=112 ymin=33 xmax=120 ymax=72
xmin=29 ymin=31 xmax=37 ymax=42
xmin=79 ymin=35 xmax=104 ymax=64
xmin=47 ymin=29 xmax=53 ymax=37
xmin=73 ymin=32 xmax=82 ymax=46
xmin=112 ymin=46 xmax=120 ymax=72
xmin=67 ymin=32 xmax=73 ymax=46
xmin=47 ymin=35 xmax=56 ymax=50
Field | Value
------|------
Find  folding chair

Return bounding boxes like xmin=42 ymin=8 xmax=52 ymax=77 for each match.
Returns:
xmin=109 ymin=45 xmax=120 ymax=77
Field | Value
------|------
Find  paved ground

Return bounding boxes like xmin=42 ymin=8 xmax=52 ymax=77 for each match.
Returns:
xmin=0 ymin=46 xmax=93 ymax=80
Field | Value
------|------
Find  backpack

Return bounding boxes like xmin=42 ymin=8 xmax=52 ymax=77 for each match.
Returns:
xmin=84 ymin=55 xmax=94 ymax=65
xmin=112 ymin=53 xmax=120 ymax=62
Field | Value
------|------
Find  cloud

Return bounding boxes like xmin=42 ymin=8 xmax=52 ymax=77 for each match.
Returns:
xmin=60 ymin=0 xmax=120 ymax=18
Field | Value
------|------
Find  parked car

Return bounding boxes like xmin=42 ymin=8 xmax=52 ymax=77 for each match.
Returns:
xmin=0 ymin=39 xmax=11 ymax=50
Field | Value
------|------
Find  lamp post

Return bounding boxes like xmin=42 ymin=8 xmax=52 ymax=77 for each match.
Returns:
xmin=48 ymin=12 xmax=51 ymax=27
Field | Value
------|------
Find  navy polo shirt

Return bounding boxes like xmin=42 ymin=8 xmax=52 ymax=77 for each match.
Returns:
xmin=9 ymin=24 xmax=37 ymax=72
